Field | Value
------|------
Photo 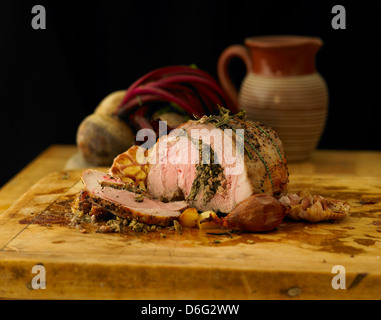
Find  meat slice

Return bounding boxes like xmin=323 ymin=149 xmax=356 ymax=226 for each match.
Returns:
xmin=147 ymin=132 xmax=198 ymax=201
xmin=81 ymin=169 xmax=189 ymax=226
xmin=147 ymin=122 xmax=254 ymax=213
xmin=147 ymin=111 xmax=289 ymax=214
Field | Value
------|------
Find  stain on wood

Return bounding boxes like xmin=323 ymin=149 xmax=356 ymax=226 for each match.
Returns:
xmin=0 ymin=170 xmax=381 ymax=299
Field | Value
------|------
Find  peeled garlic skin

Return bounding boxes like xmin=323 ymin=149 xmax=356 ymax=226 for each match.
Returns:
xmin=222 ymin=194 xmax=287 ymax=232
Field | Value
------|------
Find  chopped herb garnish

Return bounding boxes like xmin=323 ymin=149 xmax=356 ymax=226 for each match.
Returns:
xmin=134 ymin=194 xmax=144 ymax=202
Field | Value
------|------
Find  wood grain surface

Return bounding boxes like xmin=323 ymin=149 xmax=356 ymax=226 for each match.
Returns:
xmin=0 ymin=168 xmax=380 ymax=300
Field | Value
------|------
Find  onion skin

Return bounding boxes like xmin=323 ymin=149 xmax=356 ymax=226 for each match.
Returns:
xmin=222 ymin=194 xmax=287 ymax=232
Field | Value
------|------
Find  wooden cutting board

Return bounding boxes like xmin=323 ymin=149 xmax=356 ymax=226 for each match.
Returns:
xmin=0 ymin=169 xmax=380 ymax=300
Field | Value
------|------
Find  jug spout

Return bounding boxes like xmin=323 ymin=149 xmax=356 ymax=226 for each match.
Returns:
xmin=244 ymin=35 xmax=323 ymax=76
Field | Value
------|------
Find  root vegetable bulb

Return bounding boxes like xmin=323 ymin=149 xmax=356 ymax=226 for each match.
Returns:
xmin=94 ymin=90 xmax=126 ymax=116
xmin=76 ymin=113 xmax=134 ymax=166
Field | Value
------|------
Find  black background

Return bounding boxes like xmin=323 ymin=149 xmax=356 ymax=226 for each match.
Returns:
xmin=1 ymin=1 xmax=380 ymax=187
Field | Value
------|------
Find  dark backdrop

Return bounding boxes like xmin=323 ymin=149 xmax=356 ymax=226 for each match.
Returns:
xmin=1 ymin=1 xmax=380 ymax=186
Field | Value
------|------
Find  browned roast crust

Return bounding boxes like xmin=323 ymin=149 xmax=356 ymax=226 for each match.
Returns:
xmin=225 ymin=117 xmax=289 ymax=197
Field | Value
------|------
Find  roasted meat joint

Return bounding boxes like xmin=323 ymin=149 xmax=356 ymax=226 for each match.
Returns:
xmin=72 ymin=107 xmax=350 ymax=233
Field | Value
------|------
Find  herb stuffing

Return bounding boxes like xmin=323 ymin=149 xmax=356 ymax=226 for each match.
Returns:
xmin=195 ymin=106 xmax=278 ymax=190
xmin=187 ymin=139 xmax=225 ymax=205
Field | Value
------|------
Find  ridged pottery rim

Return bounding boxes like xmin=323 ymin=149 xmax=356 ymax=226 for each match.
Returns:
xmin=245 ymin=35 xmax=323 ymax=48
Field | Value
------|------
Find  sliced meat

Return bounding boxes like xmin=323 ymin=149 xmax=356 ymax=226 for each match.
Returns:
xmin=147 ymin=112 xmax=289 ymax=213
xmin=147 ymin=132 xmax=198 ymax=201
xmin=81 ymin=169 xmax=189 ymax=226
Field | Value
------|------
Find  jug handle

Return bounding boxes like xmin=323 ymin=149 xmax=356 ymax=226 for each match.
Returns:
xmin=217 ymin=45 xmax=252 ymax=109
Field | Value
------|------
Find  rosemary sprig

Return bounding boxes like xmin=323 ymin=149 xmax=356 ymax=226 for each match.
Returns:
xmin=196 ymin=105 xmax=246 ymax=127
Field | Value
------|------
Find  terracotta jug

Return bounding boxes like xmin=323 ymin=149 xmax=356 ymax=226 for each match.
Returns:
xmin=217 ymin=35 xmax=328 ymax=161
